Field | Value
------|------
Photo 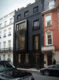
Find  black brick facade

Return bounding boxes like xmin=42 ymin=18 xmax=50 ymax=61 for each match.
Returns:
xmin=13 ymin=0 xmax=44 ymax=69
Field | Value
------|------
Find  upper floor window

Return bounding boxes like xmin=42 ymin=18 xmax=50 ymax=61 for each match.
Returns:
xmin=33 ymin=19 xmax=40 ymax=30
xmin=17 ymin=14 xmax=21 ymax=20
xmin=24 ymin=11 xmax=29 ymax=17
xmin=45 ymin=14 xmax=52 ymax=26
xmin=3 ymin=41 xmax=6 ymax=49
xmin=3 ymin=30 xmax=6 ymax=37
xmin=0 ymin=42 xmax=1 ymax=49
xmin=4 ymin=21 xmax=7 ymax=26
xmin=10 ymin=18 xmax=13 ymax=24
xmin=8 ymin=40 xmax=11 ymax=49
xmin=49 ymin=0 xmax=55 ymax=9
xmin=46 ymin=32 xmax=53 ymax=45
xmin=0 ymin=31 xmax=1 ymax=38
xmin=8 ymin=28 xmax=11 ymax=36
xmin=33 ymin=6 xmax=38 ymax=13
xmin=17 ymin=20 xmax=27 ymax=50
xmin=0 ymin=23 xmax=2 ymax=28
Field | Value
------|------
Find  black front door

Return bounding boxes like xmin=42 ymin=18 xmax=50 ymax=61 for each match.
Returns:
xmin=47 ymin=53 xmax=52 ymax=65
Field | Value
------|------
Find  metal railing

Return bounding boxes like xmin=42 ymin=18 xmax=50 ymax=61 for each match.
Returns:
xmin=0 ymin=48 xmax=13 ymax=53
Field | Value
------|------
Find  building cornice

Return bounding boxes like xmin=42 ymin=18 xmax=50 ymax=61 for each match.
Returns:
xmin=42 ymin=6 xmax=59 ymax=14
xmin=0 ymin=11 xmax=15 ymax=20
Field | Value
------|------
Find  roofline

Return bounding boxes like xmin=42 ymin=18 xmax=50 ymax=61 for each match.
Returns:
xmin=0 ymin=10 xmax=15 ymax=20
xmin=42 ymin=6 xmax=59 ymax=14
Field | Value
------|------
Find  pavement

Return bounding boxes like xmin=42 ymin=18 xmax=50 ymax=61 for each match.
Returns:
xmin=17 ymin=68 xmax=59 ymax=80
xmin=17 ymin=68 xmax=40 ymax=72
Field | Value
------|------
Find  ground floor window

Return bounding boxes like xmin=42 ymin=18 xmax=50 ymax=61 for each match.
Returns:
xmin=3 ymin=54 xmax=5 ymax=60
xmin=18 ymin=54 xmax=21 ymax=63
xmin=0 ymin=56 xmax=1 ymax=60
xmin=7 ymin=54 xmax=11 ymax=62
xmin=25 ymin=54 xmax=29 ymax=63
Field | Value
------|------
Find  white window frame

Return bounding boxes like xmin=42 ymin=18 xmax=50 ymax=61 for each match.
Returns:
xmin=10 ymin=18 xmax=13 ymax=24
xmin=3 ymin=41 xmax=6 ymax=49
xmin=49 ymin=0 xmax=55 ymax=9
xmin=45 ymin=14 xmax=52 ymax=26
xmin=8 ymin=28 xmax=11 ymax=36
xmin=3 ymin=30 xmax=6 ymax=37
xmin=8 ymin=40 xmax=11 ymax=49
xmin=46 ymin=31 xmax=53 ymax=46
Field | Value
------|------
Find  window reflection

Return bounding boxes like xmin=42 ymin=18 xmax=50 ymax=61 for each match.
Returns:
xmin=18 ymin=36 xmax=25 ymax=50
xmin=17 ymin=20 xmax=27 ymax=50
xmin=33 ymin=35 xmax=39 ymax=50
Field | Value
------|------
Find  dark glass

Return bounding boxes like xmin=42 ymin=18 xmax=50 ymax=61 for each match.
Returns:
xmin=33 ymin=35 xmax=39 ymax=50
xmin=33 ymin=6 xmax=38 ymax=13
xmin=17 ymin=21 xmax=27 ymax=50
xmin=48 ymin=35 xmax=52 ymax=44
xmin=17 ymin=14 xmax=21 ymax=20
xmin=24 ymin=11 xmax=29 ymax=17
xmin=33 ymin=20 xmax=39 ymax=30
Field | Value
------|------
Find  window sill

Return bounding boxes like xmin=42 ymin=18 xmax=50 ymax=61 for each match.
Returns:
xmin=32 ymin=27 xmax=40 ymax=30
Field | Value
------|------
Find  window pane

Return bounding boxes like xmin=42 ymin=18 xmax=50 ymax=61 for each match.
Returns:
xmin=10 ymin=18 xmax=13 ymax=24
xmin=3 ymin=41 xmax=6 ymax=49
xmin=33 ymin=6 xmax=38 ymax=13
xmin=33 ymin=20 xmax=39 ymax=29
xmin=18 ymin=54 xmax=21 ymax=63
xmin=48 ymin=39 xmax=52 ymax=44
xmin=3 ymin=54 xmax=5 ymax=60
xmin=46 ymin=15 xmax=51 ymax=26
xmin=0 ymin=23 xmax=2 ymax=27
xmin=8 ymin=40 xmax=11 ymax=48
xmin=33 ymin=35 xmax=39 ymax=50
xmin=0 ymin=42 xmax=1 ymax=49
xmin=0 ymin=31 xmax=1 ymax=38
xmin=24 ymin=11 xmax=29 ymax=17
xmin=47 ymin=34 xmax=52 ymax=45
xmin=18 ymin=22 xmax=26 ymax=30
xmin=17 ymin=20 xmax=27 ymax=50
xmin=18 ymin=36 xmax=25 ymax=50
xmin=25 ymin=54 xmax=29 ymax=63
xmin=49 ymin=0 xmax=55 ymax=9
xmin=17 ymin=14 xmax=21 ymax=20
xmin=48 ymin=35 xmax=51 ymax=39
xmin=3 ymin=30 xmax=6 ymax=37
xmin=8 ymin=28 xmax=11 ymax=36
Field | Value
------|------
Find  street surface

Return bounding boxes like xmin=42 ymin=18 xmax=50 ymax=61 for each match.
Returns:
xmin=31 ymin=71 xmax=59 ymax=80
xmin=18 ymin=68 xmax=59 ymax=80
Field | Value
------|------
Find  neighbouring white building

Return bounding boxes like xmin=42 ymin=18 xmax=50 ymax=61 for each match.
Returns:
xmin=0 ymin=11 xmax=15 ymax=63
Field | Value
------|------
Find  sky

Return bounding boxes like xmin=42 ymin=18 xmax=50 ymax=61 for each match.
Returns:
xmin=0 ymin=0 xmax=35 ymax=18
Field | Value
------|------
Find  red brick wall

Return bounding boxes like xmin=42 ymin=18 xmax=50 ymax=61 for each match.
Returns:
xmin=43 ymin=9 xmax=59 ymax=51
xmin=55 ymin=0 xmax=59 ymax=7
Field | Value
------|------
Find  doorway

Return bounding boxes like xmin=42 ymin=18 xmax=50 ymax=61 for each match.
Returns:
xmin=47 ymin=53 xmax=52 ymax=65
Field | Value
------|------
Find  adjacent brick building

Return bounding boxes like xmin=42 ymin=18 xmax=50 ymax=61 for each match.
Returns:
xmin=42 ymin=0 xmax=59 ymax=66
